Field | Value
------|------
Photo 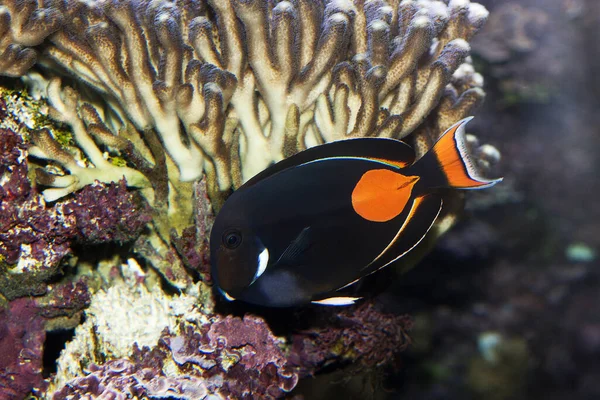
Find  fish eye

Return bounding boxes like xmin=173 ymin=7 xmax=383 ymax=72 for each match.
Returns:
xmin=223 ymin=230 xmax=242 ymax=249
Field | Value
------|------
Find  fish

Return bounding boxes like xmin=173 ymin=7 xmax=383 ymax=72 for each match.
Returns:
xmin=209 ymin=117 xmax=502 ymax=307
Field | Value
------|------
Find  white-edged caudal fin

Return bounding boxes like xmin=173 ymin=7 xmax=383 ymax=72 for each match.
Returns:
xmin=311 ymin=296 xmax=362 ymax=306
xmin=428 ymin=117 xmax=503 ymax=189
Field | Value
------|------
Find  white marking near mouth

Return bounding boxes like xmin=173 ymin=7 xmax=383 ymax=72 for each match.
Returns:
xmin=252 ymin=247 xmax=270 ymax=284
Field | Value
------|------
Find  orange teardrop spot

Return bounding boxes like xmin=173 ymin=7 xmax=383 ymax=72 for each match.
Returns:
xmin=351 ymin=169 xmax=420 ymax=222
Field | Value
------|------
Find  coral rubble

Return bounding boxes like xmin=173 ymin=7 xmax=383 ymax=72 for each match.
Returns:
xmin=0 ymin=0 xmax=497 ymax=398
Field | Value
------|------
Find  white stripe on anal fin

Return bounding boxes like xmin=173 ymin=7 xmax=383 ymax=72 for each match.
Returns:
xmin=312 ymin=296 xmax=362 ymax=306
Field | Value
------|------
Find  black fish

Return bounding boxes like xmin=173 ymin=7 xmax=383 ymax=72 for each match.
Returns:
xmin=210 ymin=118 xmax=501 ymax=307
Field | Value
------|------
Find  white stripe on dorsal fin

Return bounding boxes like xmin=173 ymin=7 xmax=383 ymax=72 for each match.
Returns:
xmin=336 ymin=278 xmax=361 ymax=291
xmin=311 ymin=296 xmax=362 ymax=306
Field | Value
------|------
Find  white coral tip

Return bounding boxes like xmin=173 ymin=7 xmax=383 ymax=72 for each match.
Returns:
xmin=369 ymin=19 xmax=389 ymax=32
xmin=468 ymin=3 xmax=489 ymax=22
xmin=412 ymin=15 xmax=431 ymax=29
xmin=449 ymin=0 xmax=469 ymax=10
xmin=449 ymin=38 xmax=471 ymax=52
xmin=274 ymin=1 xmax=294 ymax=13
xmin=328 ymin=12 xmax=349 ymax=25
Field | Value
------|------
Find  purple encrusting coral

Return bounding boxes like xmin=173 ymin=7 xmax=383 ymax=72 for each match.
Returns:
xmin=0 ymin=282 xmax=91 ymax=400
xmin=62 ymin=180 xmax=152 ymax=245
xmin=53 ymin=313 xmax=299 ymax=399
xmin=0 ymin=281 xmax=91 ymax=399
xmin=52 ymin=301 xmax=412 ymax=399
xmin=0 ymin=128 xmax=74 ymax=297
xmin=0 ymin=298 xmax=48 ymax=399
xmin=0 ymin=127 xmax=152 ymax=298
xmin=289 ymin=302 xmax=413 ymax=375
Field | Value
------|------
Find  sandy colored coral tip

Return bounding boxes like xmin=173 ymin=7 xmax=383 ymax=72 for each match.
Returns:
xmin=155 ymin=11 xmax=172 ymax=23
xmin=465 ymin=133 xmax=480 ymax=150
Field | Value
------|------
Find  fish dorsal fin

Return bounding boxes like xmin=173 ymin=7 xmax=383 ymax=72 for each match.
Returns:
xmin=243 ymin=138 xmax=416 ymax=188
xmin=276 ymin=227 xmax=313 ymax=266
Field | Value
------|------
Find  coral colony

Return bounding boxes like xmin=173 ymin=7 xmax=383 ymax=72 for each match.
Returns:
xmin=0 ymin=0 xmax=499 ymax=398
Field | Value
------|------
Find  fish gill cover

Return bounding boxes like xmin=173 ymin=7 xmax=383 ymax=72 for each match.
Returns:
xmin=0 ymin=0 xmax=498 ymax=398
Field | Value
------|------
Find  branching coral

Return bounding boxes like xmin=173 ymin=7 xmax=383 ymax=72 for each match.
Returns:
xmin=0 ymin=0 xmax=61 ymax=77
xmin=0 ymin=0 xmax=495 ymax=206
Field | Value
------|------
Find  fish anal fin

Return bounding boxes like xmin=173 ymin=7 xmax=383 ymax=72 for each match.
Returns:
xmin=312 ymin=296 xmax=362 ymax=306
xmin=364 ymin=194 xmax=443 ymax=274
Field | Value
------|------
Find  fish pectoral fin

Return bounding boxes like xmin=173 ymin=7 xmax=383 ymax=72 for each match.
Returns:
xmin=276 ymin=226 xmax=313 ymax=266
xmin=311 ymin=296 xmax=362 ymax=306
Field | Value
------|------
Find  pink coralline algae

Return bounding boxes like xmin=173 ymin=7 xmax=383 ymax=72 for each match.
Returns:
xmin=0 ymin=128 xmax=73 ymax=298
xmin=0 ymin=298 xmax=48 ymax=399
xmin=0 ymin=281 xmax=91 ymax=399
xmin=289 ymin=302 xmax=413 ymax=376
xmin=53 ymin=358 xmax=210 ymax=400
xmin=54 ymin=314 xmax=299 ymax=399
xmin=0 ymin=127 xmax=152 ymax=299
xmin=62 ymin=179 xmax=152 ymax=245
xmin=166 ymin=315 xmax=298 ymax=399
xmin=52 ymin=301 xmax=412 ymax=399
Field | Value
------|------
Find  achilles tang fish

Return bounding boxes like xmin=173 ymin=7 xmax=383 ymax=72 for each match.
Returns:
xmin=210 ymin=118 xmax=502 ymax=307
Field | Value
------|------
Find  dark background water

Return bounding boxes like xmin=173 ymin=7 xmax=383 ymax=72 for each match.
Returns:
xmin=294 ymin=0 xmax=600 ymax=398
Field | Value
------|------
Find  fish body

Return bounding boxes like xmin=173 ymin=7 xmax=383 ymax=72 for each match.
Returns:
xmin=210 ymin=118 xmax=501 ymax=307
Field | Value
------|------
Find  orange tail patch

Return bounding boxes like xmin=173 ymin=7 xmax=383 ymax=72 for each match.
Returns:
xmin=432 ymin=117 xmax=502 ymax=189
xmin=352 ymin=169 xmax=420 ymax=222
